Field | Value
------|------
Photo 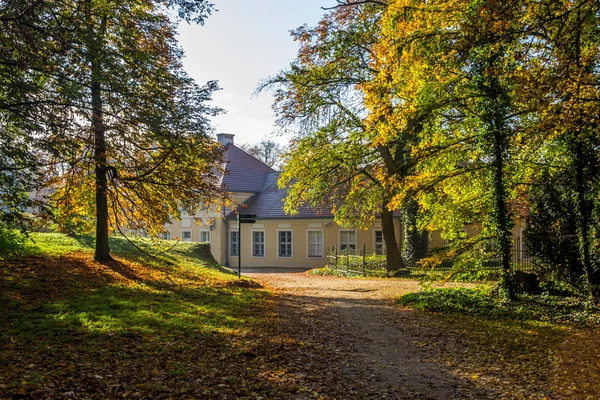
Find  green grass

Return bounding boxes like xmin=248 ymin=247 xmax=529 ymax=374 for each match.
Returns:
xmin=399 ymin=286 xmax=600 ymax=325
xmin=0 ymin=233 xmax=277 ymax=398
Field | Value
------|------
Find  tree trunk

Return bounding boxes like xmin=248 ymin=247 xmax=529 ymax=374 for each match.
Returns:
xmin=90 ymin=17 xmax=112 ymax=262
xmin=382 ymin=206 xmax=404 ymax=272
xmin=402 ymin=197 xmax=420 ymax=267
xmin=574 ymin=141 xmax=599 ymax=302
xmin=491 ymin=113 xmax=515 ymax=300
xmin=493 ymin=153 xmax=514 ymax=300
xmin=482 ymin=72 xmax=515 ymax=300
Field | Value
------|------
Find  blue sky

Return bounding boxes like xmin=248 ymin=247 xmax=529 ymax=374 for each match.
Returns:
xmin=177 ymin=1 xmax=336 ymax=147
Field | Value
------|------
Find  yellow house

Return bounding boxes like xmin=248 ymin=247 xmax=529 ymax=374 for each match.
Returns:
xmin=163 ymin=133 xmax=401 ymax=268
xmin=163 ymin=134 xmax=530 ymax=268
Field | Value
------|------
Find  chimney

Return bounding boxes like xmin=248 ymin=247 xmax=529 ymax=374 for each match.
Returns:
xmin=216 ymin=133 xmax=235 ymax=146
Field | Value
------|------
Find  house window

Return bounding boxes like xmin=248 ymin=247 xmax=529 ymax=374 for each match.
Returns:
xmin=278 ymin=231 xmax=292 ymax=257
xmin=181 ymin=231 xmax=192 ymax=242
xmin=252 ymin=231 xmax=265 ymax=257
xmin=200 ymin=230 xmax=211 ymax=243
xmin=182 ymin=217 xmax=191 ymax=228
xmin=230 ymin=231 xmax=239 ymax=256
xmin=308 ymin=230 xmax=323 ymax=257
xmin=159 ymin=231 xmax=171 ymax=241
xmin=374 ymin=230 xmax=384 ymax=255
xmin=339 ymin=230 xmax=356 ymax=251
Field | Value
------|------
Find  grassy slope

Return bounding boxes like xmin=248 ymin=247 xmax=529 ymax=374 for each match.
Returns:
xmin=0 ymin=233 xmax=289 ymax=399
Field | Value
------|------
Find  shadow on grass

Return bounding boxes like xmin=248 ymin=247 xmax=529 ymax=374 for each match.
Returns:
xmin=0 ymin=252 xmax=309 ymax=399
xmin=0 ymin=254 xmax=265 ymax=342
xmin=73 ymin=234 xmax=95 ymax=249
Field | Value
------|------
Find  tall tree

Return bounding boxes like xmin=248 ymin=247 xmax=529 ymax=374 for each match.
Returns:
xmin=524 ymin=0 xmax=600 ymax=301
xmin=262 ymin=2 xmax=410 ymax=272
xmin=366 ymin=0 xmax=534 ymax=297
xmin=1 ymin=0 xmax=226 ymax=261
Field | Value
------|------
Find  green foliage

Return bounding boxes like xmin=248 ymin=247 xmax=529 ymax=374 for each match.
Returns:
xmin=0 ymin=226 xmax=28 ymax=258
xmin=524 ymin=170 xmax=586 ymax=288
xmin=399 ymin=287 xmax=600 ymax=325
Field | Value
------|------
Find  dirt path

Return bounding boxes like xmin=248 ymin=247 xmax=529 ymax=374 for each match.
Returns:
xmin=246 ymin=272 xmax=495 ymax=399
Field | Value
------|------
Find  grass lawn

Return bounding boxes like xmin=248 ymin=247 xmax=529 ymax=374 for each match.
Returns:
xmin=0 ymin=233 xmax=292 ymax=399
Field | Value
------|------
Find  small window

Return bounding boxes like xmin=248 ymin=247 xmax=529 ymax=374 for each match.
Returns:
xmin=278 ymin=231 xmax=292 ymax=257
xmin=308 ymin=230 xmax=323 ymax=257
xmin=374 ymin=230 xmax=384 ymax=255
xmin=340 ymin=230 xmax=356 ymax=251
xmin=182 ymin=231 xmax=192 ymax=242
xmin=230 ymin=231 xmax=239 ymax=256
xmin=200 ymin=230 xmax=211 ymax=243
xmin=159 ymin=231 xmax=171 ymax=241
xmin=252 ymin=231 xmax=265 ymax=257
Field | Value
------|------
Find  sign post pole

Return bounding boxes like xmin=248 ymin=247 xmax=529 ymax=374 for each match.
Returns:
xmin=238 ymin=214 xmax=241 ymax=279
xmin=237 ymin=213 xmax=257 ymax=279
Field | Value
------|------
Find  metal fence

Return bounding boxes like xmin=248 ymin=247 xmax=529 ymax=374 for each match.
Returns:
xmin=326 ymin=237 xmax=534 ymax=276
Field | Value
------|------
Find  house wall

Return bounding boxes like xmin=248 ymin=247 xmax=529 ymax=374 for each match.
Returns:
xmin=225 ymin=218 xmax=401 ymax=269
xmin=161 ymin=191 xmax=255 ymax=264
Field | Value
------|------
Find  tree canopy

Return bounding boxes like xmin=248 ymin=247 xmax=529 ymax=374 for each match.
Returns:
xmin=0 ymin=0 xmax=226 ymax=260
xmin=269 ymin=0 xmax=600 ymax=300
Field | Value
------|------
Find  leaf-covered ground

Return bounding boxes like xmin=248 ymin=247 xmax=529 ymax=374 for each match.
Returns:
xmin=1 ymin=234 xmax=599 ymax=399
xmin=247 ymin=273 xmax=600 ymax=399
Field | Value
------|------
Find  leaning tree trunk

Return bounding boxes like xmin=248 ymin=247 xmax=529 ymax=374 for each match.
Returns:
xmin=90 ymin=16 xmax=112 ymax=262
xmin=382 ymin=206 xmax=404 ymax=272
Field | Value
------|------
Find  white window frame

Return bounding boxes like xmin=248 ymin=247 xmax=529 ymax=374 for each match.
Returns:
xmin=159 ymin=230 xmax=171 ymax=241
xmin=339 ymin=230 xmax=356 ymax=252
xmin=181 ymin=230 xmax=192 ymax=242
xmin=230 ymin=230 xmax=239 ymax=256
xmin=307 ymin=229 xmax=324 ymax=258
xmin=251 ymin=230 xmax=265 ymax=258
xmin=277 ymin=230 xmax=293 ymax=258
xmin=200 ymin=230 xmax=211 ymax=243
xmin=374 ymin=230 xmax=384 ymax=255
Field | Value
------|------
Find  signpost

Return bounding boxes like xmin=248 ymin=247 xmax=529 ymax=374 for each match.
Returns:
xmin=237 ymin=214 xmax=257 ymax=278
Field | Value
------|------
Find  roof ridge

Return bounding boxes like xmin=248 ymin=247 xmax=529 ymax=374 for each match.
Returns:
xmin=229 ymin=143 xmax=276 ymax=172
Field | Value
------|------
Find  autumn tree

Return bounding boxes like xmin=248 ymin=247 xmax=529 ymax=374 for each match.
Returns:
xmin=364 ymin=0 xmax=540 ymax=296
xmin=0 ymin=0 xmax=75 ymax=227
xmin=262 ymin=3 xmax=412 ymax=272
xmin=522 ymin=0 xmax=600 ymax=300
xmin=1 ymin=0 xmax=226 ymax=261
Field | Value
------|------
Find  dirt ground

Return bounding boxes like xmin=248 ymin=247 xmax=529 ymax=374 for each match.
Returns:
xmin=246 ymin=272 xmax=488 ymax=399
xmin=246 ymin=271 xmax=599 ymax=400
